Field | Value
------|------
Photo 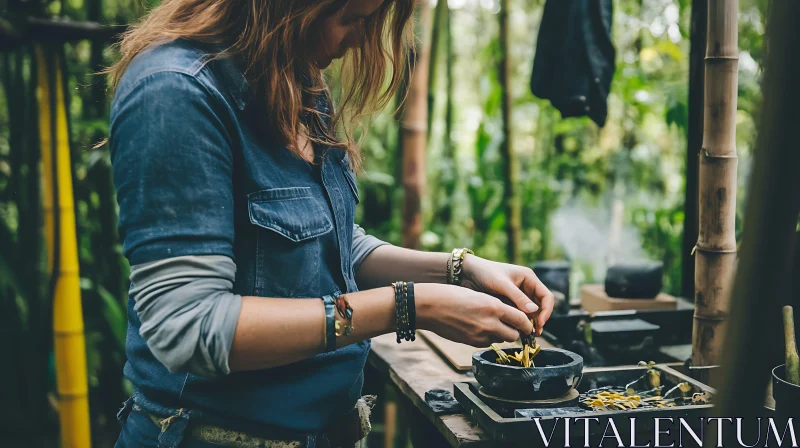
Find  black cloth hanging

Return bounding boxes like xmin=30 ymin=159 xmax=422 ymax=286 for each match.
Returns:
xmin=530 ymin=0 xmax=616 ymax=127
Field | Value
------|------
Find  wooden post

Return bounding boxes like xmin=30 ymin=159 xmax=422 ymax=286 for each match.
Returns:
xmin=691 ymin=0 xmax=738 ymax=370
xmin=400 ymin=1 xmax=433 ymax=249
xmin=498 ymin=0 xmax=521 ymax=264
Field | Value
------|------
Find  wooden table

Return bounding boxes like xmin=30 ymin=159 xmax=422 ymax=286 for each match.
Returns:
xmin=365 ymin=335 xmax=717 ymax=447
xmin=367 ymin=334 xmax=553 ymax=447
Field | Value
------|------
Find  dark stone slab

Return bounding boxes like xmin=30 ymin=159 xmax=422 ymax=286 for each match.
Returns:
xmin=605 ymin=261 xmax=663 ymax=298
xmin=424 ymin=389 xmax=463 ymax=415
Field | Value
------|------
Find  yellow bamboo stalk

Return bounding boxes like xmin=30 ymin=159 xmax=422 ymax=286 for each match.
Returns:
xmin=35 ymin=44 xmax=92 ymax=448
xmin=692 ymin=0 xmax=739 ymax=371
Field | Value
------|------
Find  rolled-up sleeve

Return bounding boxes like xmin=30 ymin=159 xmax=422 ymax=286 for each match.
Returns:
xmin=352 ymin=224 xmax=390 ymax=275
xmin=110 ymin=70 xmax=235 ymax=265
xmin=130 ymin=255 xmax=241 ymax=377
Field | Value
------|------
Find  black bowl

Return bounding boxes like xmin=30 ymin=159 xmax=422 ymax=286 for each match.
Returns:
xmin=472 ymin=347 xmax=583 ymax=400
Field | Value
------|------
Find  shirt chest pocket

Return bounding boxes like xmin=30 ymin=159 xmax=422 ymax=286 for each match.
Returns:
xmin=247 ymin=187 xmax=333 ymax=297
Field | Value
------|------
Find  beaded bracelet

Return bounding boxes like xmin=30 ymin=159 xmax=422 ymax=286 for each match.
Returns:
xmin=446 ymin=256 xmax=454 ymax=285
xmin=392 ymin=281 xmax=416 ymax=343
xmin=334 ymin=293 xmax=355 ymax=336
xmin=407 ymin=282 xmax=416 ymax=341
xmin=392 ymin=282 xmax=401 ymax=342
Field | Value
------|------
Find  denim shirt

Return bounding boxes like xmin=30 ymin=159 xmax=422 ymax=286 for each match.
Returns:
xmin=110 ymin=39 xmax=370 ymax=433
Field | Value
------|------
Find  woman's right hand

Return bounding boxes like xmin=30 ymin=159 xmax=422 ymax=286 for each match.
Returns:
xmin=414 ymin=283 xmax=534 ymax=347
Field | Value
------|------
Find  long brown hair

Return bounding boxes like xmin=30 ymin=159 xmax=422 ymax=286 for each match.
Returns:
xmin=108 ymin=0 xmax=414 ymax=170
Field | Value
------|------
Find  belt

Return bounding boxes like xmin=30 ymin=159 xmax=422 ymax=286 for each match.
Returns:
xmin=135 ymin=395 xmax=375 ymax=448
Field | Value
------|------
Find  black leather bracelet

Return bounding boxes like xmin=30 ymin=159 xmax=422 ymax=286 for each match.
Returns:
xmin=393 ymin=282 xmax=411 ymax=343
xmin=401 ymin=282 xmax=410 ymax=341
xmin=322 ymin=294 xmax=337 ymax=352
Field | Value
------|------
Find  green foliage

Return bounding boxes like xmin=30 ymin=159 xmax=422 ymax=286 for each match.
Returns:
xmin=630 ymin=203 xmax=685 ymax=295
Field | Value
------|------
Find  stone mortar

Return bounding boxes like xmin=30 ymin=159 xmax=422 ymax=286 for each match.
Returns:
xmin=472 ymin=347 xmax=584 ymax=400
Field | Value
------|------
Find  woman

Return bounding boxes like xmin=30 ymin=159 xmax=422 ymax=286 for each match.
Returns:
xmin=109 ymin=0 xmax=555 ymax=446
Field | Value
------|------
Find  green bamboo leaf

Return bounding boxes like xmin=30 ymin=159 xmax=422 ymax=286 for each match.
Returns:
xmin=0 ymin=220 xmax=32 ymax=301
xmin=487 ymin=208 xmax=506 ymax=232
xmin=0 ymin=250 xmax=26 ymax=300
xmin=96 ymin=284 xmax=127 ymax=350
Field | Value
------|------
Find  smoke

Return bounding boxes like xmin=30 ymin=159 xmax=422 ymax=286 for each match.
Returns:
xmin=550 ymin=201 xmax=647 ymax=283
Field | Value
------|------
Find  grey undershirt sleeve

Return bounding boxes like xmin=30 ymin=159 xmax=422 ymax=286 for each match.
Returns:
xmin=352 ymin=224 xmax=390 ymax=275
xmin=129 ymin=255 xmax=242 ymax=378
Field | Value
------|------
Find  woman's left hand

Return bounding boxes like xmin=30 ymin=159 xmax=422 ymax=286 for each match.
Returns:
xmin=459 ymin=254 xmax=554 ymax=336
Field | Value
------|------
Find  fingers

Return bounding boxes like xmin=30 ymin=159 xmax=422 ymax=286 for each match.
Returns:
xmin=495 ymin=279 xmax=539 ymax=316
xmin=534 ymin=294 xmax=555 ymax=335
xmin=518 ymin=269 xmax=555 ymax=336
xmin=471 ymin=296 xmax=532 ymax=345
xmin=490 ymin=321 xmax=521 ymax=344
xmin=497 ymin=301 xmax=534 ymax=336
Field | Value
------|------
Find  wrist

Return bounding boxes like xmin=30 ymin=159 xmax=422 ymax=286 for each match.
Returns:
xmin=460 ymin=253 xmax=476 ymax=286
xmin=412 ymin=283 xmax=436 ymax=331
xmin=432 ymin=252 xmax=450 ymax=283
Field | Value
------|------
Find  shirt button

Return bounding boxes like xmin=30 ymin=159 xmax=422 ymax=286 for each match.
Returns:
xmin=585 ymin=105 xmax=591 ymax=112
xmin=579 ymin=95 xmax=587 ymax=102
xmin=594 ymin=77 xmax=600 ymax=83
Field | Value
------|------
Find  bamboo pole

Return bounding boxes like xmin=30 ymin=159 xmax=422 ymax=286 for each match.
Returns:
xmin=0 ymin=16 xmax=123 ymax=51
xmin=498 ymin=0 xmax=521 ymax=264
xmin=682 ymin=0 xmax=706 ymax=300
xmin=36 ymin=44 xmax=92 ymax=448
xmin=691 ymin=0 xmax=739 ymax=371
xmin=426 ymin=0 xmax=447 ymax=138
xmin=712 ymin=0 xmax=800 ymax=420
xmin=401 ymin=1 xmax=433 ymax=249
xmin=440 ymin=3 xmax=455 ymax=227
xmin=444 ymin=3 xmax=453 ymax=164
xmin=87 ymin=0 xmax=106 ymax=119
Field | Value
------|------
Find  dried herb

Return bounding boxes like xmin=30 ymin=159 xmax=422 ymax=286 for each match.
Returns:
xmin=580 ymin=361 xmax=712 ymax=412
xmin=490 ymin=328 xmax=541 ymax=368
xmin=518 ymin=318 xmax=539 ymax=368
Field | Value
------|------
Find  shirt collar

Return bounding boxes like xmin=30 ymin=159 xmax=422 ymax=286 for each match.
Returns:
xmin=210 ymin=46 xmax=251 ymax=111
xmin=209 ymin=47 xmax=327 ymax=115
